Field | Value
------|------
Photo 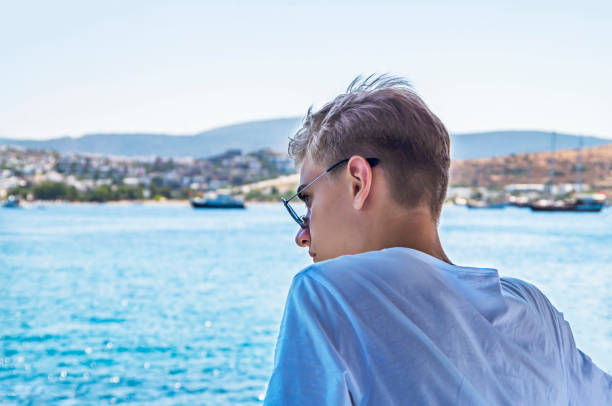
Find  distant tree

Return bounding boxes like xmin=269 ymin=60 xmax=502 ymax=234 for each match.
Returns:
xmin=245 ymin=189 xmax=265 ymax=201
xmin=91 ymin=185 xmax=112 ymax=202
xmin=114 ymin=185 xmax=144 ymax=200
xmin=151 ymin=176 xmax=164 ymax=188
xmin=150 ymin=185 xmax=172 ymax=199
xmin=33 ymin=182 xmax=69 ymax=200
xmin=176 ymin=188 xmax=191 ymax=199
xmin=8 ymin=185 xmax=31 ymax=199
xmin=67 ymin=186 xmax=78 ymax=201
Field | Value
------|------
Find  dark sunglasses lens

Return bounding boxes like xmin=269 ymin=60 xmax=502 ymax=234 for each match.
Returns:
xmin=284 ymin=202 xmax=301 ymax=225
xmin=293 ymin=210 xmax=305 ymax=228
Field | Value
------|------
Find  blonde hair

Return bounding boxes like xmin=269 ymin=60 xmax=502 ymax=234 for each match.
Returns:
xmin=289 ymin=74 xmax=451 ymax=221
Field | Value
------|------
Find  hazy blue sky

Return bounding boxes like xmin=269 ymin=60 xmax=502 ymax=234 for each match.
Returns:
xmin=1 ymin=0 xmax=611 ymax=139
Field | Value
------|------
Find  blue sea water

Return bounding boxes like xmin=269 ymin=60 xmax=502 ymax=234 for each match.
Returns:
xmin=1 ymin=203 xmax=610 ymax=404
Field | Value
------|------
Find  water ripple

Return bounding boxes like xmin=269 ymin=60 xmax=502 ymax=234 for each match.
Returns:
xmin=1 ymin=204 xmax=610 ymax=404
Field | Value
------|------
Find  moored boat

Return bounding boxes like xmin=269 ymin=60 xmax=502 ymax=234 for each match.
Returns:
xmin=529 ymin=135 xmax=605 ymax=212
xmin=529 ymin=194 xmax=605 ymax=212
xmin=1 ymin=195 xmax=20 ymax=208
xmin=507 ymin=195 xmax=531 ymax=208
xmin=190 ymin=193 xmax=245 ymax=209
xmin=466 ymin=200 xmax=507 ymax=209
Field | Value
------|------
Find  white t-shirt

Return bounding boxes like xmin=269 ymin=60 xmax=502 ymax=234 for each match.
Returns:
xmin=264 ymin=247 xmax=611 ymax=405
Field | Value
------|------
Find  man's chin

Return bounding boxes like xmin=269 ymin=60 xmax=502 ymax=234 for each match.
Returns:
xmin=311 ymin=249 xmax=363 ymax=263
xmin=310 ymin=252 xmax=334 ymax=263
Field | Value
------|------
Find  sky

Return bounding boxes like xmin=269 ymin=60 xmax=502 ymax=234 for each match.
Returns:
xmin=1 ymin=0 xmax=611 ymax=140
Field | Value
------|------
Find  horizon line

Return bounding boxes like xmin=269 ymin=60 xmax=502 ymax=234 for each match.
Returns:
xmin=1 ymin=116 xmax=611 ymax=142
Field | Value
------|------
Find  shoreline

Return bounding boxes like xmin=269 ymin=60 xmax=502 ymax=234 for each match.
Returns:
xmin=14 ymin=199 xmax=282 ymax=207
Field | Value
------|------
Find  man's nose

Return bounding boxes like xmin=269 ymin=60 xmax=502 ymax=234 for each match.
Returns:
xmin=295 ymin=226 xmax=311 ymax=247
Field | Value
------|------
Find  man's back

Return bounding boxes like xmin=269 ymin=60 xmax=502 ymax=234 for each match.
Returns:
xmin=265 ymin=247 xmax=611 ymax=405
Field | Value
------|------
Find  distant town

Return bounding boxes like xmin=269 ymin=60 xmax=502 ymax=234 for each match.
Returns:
xmin=1 ymin=142 xmax=612 ymax=207
xmin=0 ymin=145 xmax=295 ymax=203
xmin=448 ymin=143 xmax=612 ymax=206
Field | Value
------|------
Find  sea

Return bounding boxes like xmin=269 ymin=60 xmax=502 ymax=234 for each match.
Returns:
xmin=1 ymin=203 xmax=611 ymax=404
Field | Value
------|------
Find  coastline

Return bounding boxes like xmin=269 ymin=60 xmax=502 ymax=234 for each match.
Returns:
xmin=12 ymin=199 xmax=281 ymax=207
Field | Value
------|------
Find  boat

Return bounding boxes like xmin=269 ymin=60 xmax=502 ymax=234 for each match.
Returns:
xmin=1 ymin=195 xmax=20 ymax=208
xmin=466 ymin=200 xmax=507 ymax=209
xmin=529 ymin=194 xmax=605 ymax=212
xmin=507 ymin=195 xmax=531 ymax=208
xmin=529 ymin=135 xmax=606 ymax=212
xmin=190 ymin=193 xmax=245 ymax=209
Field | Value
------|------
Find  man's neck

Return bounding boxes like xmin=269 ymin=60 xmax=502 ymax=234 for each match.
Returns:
xmin=410 ymin=236 xmax=453 ymax=265
xmin=364 ymin=205 xmax=453 ymax=265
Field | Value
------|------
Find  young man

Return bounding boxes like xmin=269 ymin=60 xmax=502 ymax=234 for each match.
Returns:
xmin=264 ymin=75 xmax=611 ymax=405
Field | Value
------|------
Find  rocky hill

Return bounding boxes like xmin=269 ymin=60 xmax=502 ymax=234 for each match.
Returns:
xmin=450 ymin=144 xmax=612 ymax=191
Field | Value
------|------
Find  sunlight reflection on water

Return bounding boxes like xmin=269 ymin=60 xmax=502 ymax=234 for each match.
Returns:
xmin=1 ymin=203 xmax=610 ymax=403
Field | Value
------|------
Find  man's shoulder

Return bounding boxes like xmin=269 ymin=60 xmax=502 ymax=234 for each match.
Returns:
xmin=500 ymin=276 xmax=550 ymax=307
xmin=293 ymin=247 xmax=439 ymax=302
xmin=296 ymin=247 xmax=417 ymax=281
xmin=500 ymin=276 xmax=566 ymax=329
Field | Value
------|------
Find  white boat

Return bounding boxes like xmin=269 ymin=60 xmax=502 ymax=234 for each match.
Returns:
xmin=1 ymin=195 xmax=20 ymax=208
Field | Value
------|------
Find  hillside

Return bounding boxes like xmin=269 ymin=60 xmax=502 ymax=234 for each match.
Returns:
xmin=1 ymin=118 xmax=610 ymax=160
xmin=450 ymin=131 xmax=609 ymax=159
xmin=0 ymin=118 xmax=302 ymax=159
xmin=450 ymin=144 xmax=612 ymax=190
xmin=244 ymin=144 xmax=612 ymax=195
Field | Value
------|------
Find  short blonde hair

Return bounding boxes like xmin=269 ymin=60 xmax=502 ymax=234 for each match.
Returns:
xmin=289 ymin=74 xmax=450 ymax=221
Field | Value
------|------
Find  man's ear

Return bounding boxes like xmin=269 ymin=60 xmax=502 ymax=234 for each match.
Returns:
xmin=347 ymin=155 xmax=373 ymax=210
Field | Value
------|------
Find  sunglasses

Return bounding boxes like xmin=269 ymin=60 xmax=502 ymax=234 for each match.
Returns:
xmin=281 ymin=157 xmax=380 ymax=228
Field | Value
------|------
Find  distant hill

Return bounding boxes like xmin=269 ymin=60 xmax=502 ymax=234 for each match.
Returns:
xmin=451 ymin=131 xmax=610 ymax=160
xmin=1 ymin=118 xmax=610 ymax=160
xmin=0 ymin=118 xmax=302 ymax=159
xmin=450 ymin=143 xmax=612 ymax=190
